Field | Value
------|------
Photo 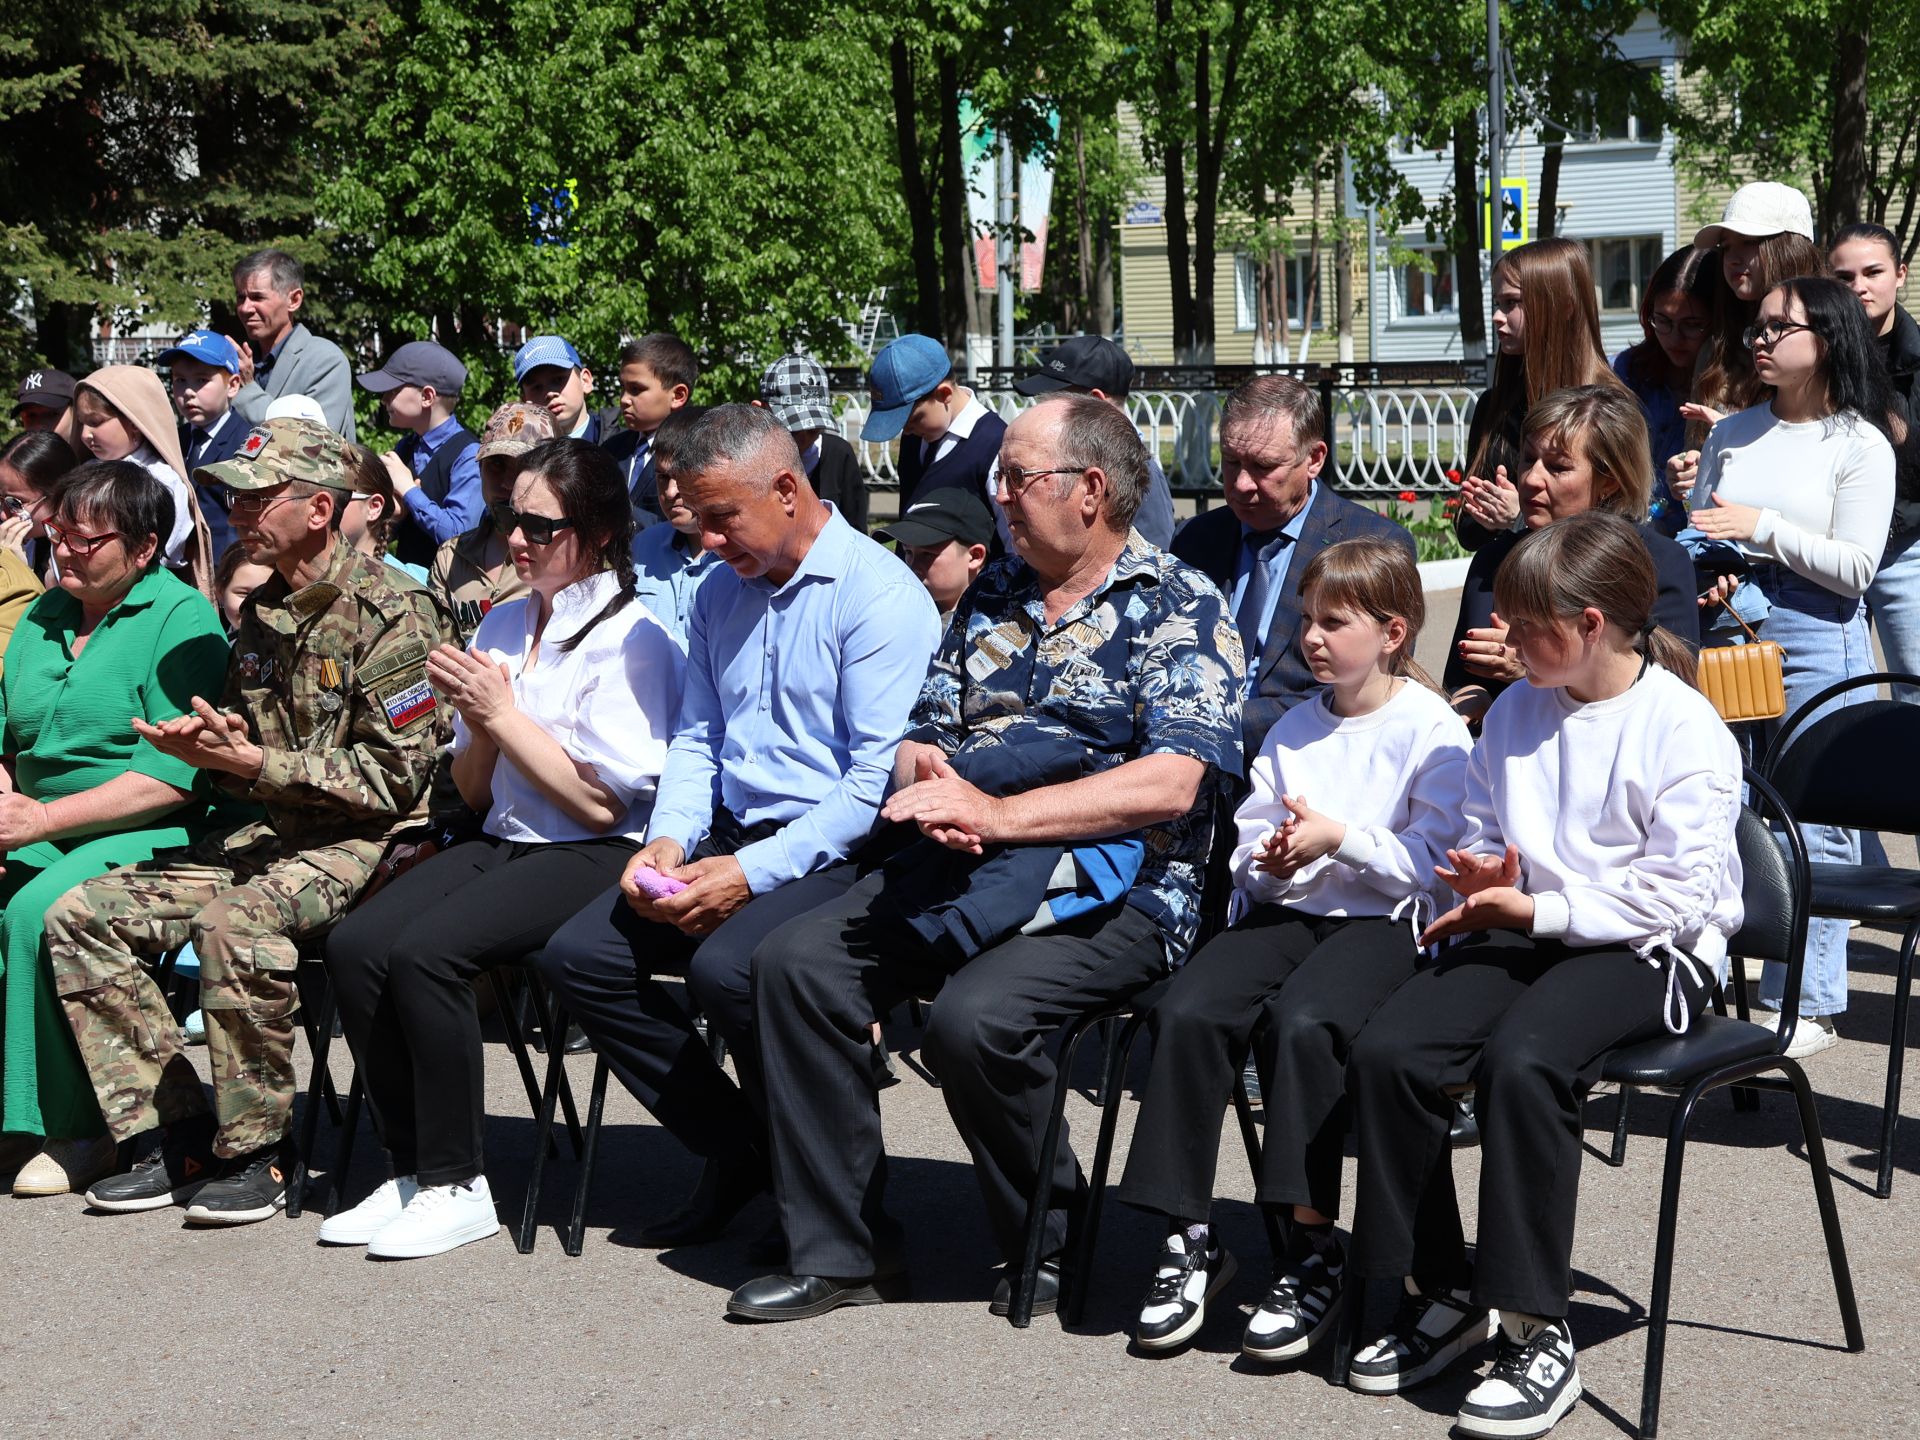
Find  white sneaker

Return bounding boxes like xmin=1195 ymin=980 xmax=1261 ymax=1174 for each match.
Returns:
xmin=367 ymin=1176 xmax=500 ymax=1259
xmin=317 ymin=1175 xmax=419 ymax=1246
xmin=1456 ymin=1316 xmax=1582 ymax=1438
xmin=1754 ymin=1010 xmax=1840 ymax=1060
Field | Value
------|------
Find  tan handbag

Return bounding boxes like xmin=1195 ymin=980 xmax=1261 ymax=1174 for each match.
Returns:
xmin=1697 ymin=606 xmax=1787 ymax=723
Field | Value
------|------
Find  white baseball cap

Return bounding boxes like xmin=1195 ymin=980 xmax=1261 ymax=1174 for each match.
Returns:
xmin=1693 ymin=181 xmax=1815 ymax=247
xmin=263 ymin=394 xmax=329 ymax=425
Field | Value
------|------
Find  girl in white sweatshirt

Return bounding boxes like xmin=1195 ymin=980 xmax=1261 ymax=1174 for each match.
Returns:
xmin=1343 ymin=511 xmax=1743 ymax=1440
xmin=1117 ymin=536 xmax=1471 ymax=1360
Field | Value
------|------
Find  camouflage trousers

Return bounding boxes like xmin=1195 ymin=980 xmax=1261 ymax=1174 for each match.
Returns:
xmin=44 ymin=836 xmax=373 ymax=1159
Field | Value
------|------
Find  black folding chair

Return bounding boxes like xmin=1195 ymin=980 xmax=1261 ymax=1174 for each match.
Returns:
xmin=1759 ymin=670 xmax=1920 ymax=1198
xmin=1326 ymin=773 xmax=1862 ymax=1439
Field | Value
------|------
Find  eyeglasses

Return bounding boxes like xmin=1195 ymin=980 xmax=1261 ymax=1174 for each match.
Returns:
xmin=489 ymin=501 xmax=576 ymax=545
xmin=995 ymin=466 xmax=1087 ymax=500
xmin=44 ymin=521 xmax=121 ymax=555
xmin=0 ymin=494 xmax=41 ymax=519
xmin=1743 ymin=319 xmax=1814 ymax=351
xmin=224 ymin=488 xmax=306 ymax=517
xmin=1649 ymin=315 xmax=1708 ymax=339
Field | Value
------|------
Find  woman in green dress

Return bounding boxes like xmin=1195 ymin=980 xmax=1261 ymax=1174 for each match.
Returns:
xmin=0 ymin=460 xmax=230 ymax=1196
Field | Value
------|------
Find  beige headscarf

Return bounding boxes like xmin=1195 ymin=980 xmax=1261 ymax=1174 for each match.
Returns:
xmin=57 ymin=365 xmax=216 ymax=598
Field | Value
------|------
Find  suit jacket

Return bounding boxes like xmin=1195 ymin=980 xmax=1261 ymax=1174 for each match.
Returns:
xmin=603 ymin=427 xmax=661 ymax=519
xmin=180 ymin=414 xmax=251 ymax=560
xmin=233 ymin=323 xmax=357 ymax=440
xmin=1173 ymin=489 xmax=1417 ymax=757
xmin=813 ymin=432 xmax=869 ymax=533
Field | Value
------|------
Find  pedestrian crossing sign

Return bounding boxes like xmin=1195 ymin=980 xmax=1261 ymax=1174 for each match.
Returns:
xmin=1484 ymin=179 xmax=1529 ymax=250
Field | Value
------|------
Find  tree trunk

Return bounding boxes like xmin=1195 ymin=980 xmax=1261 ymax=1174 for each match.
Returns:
xmin=1093 ymin=204 xmax=1116 ymax=337
xmin=936 ymin=51 xmax=972 ymax=361
xmin=891 ymin=35 xmax=943 ymax=338
xmin=1825 ymin=20 xmax=1871 ymax=235
xmin=1298 ymin=188 xmax=1322 ymax=364
xmin=1536 ymin=138 xmax=1563 ymax=240
xmin=1155 ymin=0 xmax=1196 ymax=361
xmin=1451 ymin=113 xmax=1488 ymax=363
xmin=1335 ymin=157 xmax=1355 ymax=364
xmin=1188 ymin=27 xmax=1218 ymax=362
xmin=1074 ymin=122 xmax=1093 ymax=332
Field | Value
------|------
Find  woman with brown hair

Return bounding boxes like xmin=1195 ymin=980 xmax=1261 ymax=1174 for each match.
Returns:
xmin=1444 ymin=385 xmax=1698 ymax=722
xmin=1611 ymin=246 xmax=1719 ymax=531
xmin=1454 ymin=238 xmax=1630 ymax=547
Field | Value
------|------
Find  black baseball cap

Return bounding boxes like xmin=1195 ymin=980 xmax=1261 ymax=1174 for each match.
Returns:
xmin=13 ymin=369 xmax=76 ymax=414
xmin=880 ymin=487 xmax=996 ymax=549
xmin=1013 ymin=335 xmax=1134 ymax=398
xmin=357 ymin=340 xmax=468 ymax=396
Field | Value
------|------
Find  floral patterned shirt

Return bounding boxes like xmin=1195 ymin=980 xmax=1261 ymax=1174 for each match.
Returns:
xmin=907 ymin=530 xmax=1246 ymax=961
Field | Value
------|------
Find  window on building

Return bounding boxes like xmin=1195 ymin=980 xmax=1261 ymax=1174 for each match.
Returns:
xmin=1588 ymin=235 xmax=1667 ymax=312
xmin=1584 ymin=63 xmax=1665 ymax=143
xmin=1393 ymin=249 xmax=1457 ymax=319
xmin=1234 ymin=253 xmax=1320 ymax=331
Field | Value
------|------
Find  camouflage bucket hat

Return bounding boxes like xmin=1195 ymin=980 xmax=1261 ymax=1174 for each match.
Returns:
xmin=477 ymin=401 xmax=557 ymax=461
xmin=196 ymin=417 xmax=354 ymax=492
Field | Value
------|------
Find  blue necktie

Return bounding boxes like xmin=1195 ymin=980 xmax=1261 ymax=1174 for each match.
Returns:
xmin=1235 ymin=529 xmax=1290 ymax=669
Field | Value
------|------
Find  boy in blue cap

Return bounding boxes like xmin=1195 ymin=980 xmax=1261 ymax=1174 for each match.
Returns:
xmin=514 ymin=335 xmax=604 ymax=441
xmin=161 ymin=328 xmax=250 ymax=558
xmin=356 ymin=340 xmax=482 ymax=567
xmin=863 ymin=333 xmax=1006 ymax=511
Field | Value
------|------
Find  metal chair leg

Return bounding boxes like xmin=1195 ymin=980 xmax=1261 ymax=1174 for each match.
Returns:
xmin=1876 ymin=920 xmax=1918 ymax=1199
xmin=521 ymin=975 xmax=584 ymax=1155
xmin=288 ymin=977 xmax=338 ymax=1219
xmin=316 ymin=1072 xmax=364 ymax=1216
xmin=1607 ymin=1085 xmax=1632 ymax=1168
xmin=1065 ymin=1011 xmax=1148 ymax=1326
xmin=566 ymin=1057 xmax=611 ymax=1257
xmin=1639 ymin=1078 xmax=1706 ymax=1440
xmin=491 ymin=970 xmax=561 ymax=1160
xmin=1010 ymin=1014 xmax=1099 ymax=1328
xmin=1229 ymin=1073 xmax=1285 ymax=1258
xmin=1779 ymin=1058 xmax=1864 ymax=1352
xmin=517 ymin=1002 xmax=573 ymax=1254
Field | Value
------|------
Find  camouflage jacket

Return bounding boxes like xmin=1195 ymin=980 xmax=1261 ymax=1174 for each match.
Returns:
xmin=216 ymin=536 xmax=450 ymax=860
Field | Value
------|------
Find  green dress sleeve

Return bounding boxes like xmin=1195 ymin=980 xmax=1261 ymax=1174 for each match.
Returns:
xmin=128 ymin=587 xmax=232 ymax=791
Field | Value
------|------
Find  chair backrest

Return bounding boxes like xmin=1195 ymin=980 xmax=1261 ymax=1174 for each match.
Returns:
xmin=1762 ymin=672 xmax=1920 ymax=835
xmin=1728 ymin=771 xmax=1811 ymax=995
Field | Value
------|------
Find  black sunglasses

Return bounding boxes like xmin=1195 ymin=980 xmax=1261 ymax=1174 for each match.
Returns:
xmin=489 ymin=501 xmax=576 ymax=546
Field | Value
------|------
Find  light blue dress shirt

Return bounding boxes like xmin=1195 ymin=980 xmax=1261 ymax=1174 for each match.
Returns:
xmin=646 ymin=505 xmax=942 ymax=895
xmin=399 ymin=414 xmax=484 ymax=545
xmin=1229 ymin=479 xmax=1319 ymax=665
xmin=631 ymin=522 xmax=721 ymax=650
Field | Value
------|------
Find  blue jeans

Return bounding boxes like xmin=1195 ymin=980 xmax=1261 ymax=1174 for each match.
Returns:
xmin=1719 ymin=567 xmax=1875 ymax=1016
xmin=1867 ymin=527 xmax=1920 ymax=703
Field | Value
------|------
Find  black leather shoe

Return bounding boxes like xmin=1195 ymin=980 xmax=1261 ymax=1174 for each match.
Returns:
xmin=1448 ymin=1094 xmax=1481 ymax=1149
xmin=635 ymin=1158 xmax=766 ymax=1247
xmin=727 ymin=1271 xmax=911 ymax=1321
xmin=745 ymin=1218 xmax=788 ymax=1267
xmin=989 ymin=1259 xmax=1062 ymax=1317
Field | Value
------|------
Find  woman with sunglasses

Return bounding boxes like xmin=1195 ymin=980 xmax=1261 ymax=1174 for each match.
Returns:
xmin=0 ymin=461 xmax=229 ymax=1197
xmin=320 ymin=438 xmax=685 ymax=1259
xmin=0 ymin=430 xmax=72 ymax=584
xmin=1610 ymin=247 xmax=1718 ymax=533
xmin=1688 ymin=276 xmax=1898 ymax=1056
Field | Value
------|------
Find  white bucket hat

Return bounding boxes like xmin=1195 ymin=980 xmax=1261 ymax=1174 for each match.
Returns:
xmin=1693 ymin=181 xmax=1816 ymax=247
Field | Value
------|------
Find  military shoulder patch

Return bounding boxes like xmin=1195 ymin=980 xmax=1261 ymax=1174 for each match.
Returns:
xmin=376 ymin=672 xmax=437 ymax=730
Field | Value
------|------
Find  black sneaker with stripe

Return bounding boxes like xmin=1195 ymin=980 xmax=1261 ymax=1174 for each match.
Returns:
xmin=1347 ymin=1278 xmax=1495 ymax=1393
xmin=84 ymin=1119 xmax=217 ymax=1213
xmin=1456 ymin=1317 xmax=1582 ymax=1439
xmin=1241 ymin=1240 xmax=1344 ymax=1361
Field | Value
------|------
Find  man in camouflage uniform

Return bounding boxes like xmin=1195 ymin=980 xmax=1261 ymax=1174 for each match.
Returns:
xmin=46 ymin=417 xmax=448 ymax=1226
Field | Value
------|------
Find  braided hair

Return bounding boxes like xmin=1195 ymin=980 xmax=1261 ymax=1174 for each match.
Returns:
xmin=514 ymin=438 xmax=637 ymax=653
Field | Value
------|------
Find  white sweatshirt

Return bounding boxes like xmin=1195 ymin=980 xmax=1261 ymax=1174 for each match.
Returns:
xmin=1231 ymin=679 xmax=1471 ymax=922
xmin=1466 ymin=665 xmax=1744 ymax=1031
xmin=128 ymin=443 xmax=196 ymax=569
xmin=1694 ymin=401 xmax=1894 ymax=598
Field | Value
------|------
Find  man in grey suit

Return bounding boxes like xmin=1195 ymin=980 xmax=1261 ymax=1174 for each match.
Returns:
xmin=1171 ymin=375 xmax=1415 ymax=759
xmin=230 ymin=249 xmax=356 ymax=440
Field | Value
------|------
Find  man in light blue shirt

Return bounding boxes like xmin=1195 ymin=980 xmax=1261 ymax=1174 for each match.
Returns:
xmin=629 ymin=405 xmax=720 ymax=648
xmin=538 ymin=404 xmax=940 ymax=1250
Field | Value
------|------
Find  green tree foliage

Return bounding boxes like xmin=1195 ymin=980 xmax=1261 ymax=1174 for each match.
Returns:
xmin=0 ymin=1 xmax=383 ymax=374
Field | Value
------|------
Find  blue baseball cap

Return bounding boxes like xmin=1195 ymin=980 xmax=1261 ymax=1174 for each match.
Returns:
xmin=513 ymin=334 xmax=584 ymax=382
xmin=158 ymin=329 xmax=242 ymax=375
xmin=863 ymin=333 xmax=952 ymax=443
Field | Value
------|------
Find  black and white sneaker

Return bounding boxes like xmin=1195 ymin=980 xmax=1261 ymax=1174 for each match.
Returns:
xmin=1242 ymin=1239 xmax=1344 ymax=1361
xmin=1347 ymin=1277 xmax=1495 ymax=1393
xmin=1456 ymin=1317 xmax=1582 ymax=1439
xmin=182 ymin=1139 xmax=294 ymax=1226
xmin=1133 ymin=1231 xmax=1238 ymax=1352
xmin=84 ymin=1119 xmax=217 ymax=1213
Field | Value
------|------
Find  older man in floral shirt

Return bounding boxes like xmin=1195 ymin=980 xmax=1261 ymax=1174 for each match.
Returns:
xmin=732 ymin=394 xmax=1244 ymax=1324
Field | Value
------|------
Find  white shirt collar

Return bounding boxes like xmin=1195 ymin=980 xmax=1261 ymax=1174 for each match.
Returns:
xmin=946 ymin=392 xmax=989 ymax=440
xmin=536 ymin=570 xmax=622 ymax=645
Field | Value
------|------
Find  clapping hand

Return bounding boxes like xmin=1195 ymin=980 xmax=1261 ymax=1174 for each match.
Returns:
xmin=1688 ymin=492 xmax=1762 ymax=544
xmin=1457 ymin=610 xmax=1524 ymax=683
xmin=1421 ymin=844 xmax=1531 ymax=945
xmin=1459 ymin=465 xmax=1520 ymax=532
xmin=132 ymin=697 xmax=262 ymax=776
xmin=1255 ymin=795 xmax=1346 ymax=879
xmin=427 ymin=644 xmax=513 ymax=727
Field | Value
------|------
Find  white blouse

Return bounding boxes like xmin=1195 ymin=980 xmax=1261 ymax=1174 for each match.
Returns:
xmin=452 ymin=570 xmax=686 ymax=844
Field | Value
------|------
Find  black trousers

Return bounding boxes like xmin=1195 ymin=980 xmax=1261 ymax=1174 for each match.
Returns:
xmin=752 ymin=868 xmax=1166 ymax=1279
xmin=324 ymin=835 xmax=635 ymax=1187
xmin=534 ymin=857 xmax=867 ymax=1176
xmin=1118 ymin=906 xmax=1418 ymax=1224
xmin=1346 ymin=930 xmax=1708 ymax=1318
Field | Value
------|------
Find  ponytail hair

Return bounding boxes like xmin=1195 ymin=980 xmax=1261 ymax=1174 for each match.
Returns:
xmin=1493 ymin=511 xmax=1697 ymax=687
xmin=1297 ymin=536 xmax=1443 ymax=693
xmin=515 ymin=438 xmax=637 ymax=654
